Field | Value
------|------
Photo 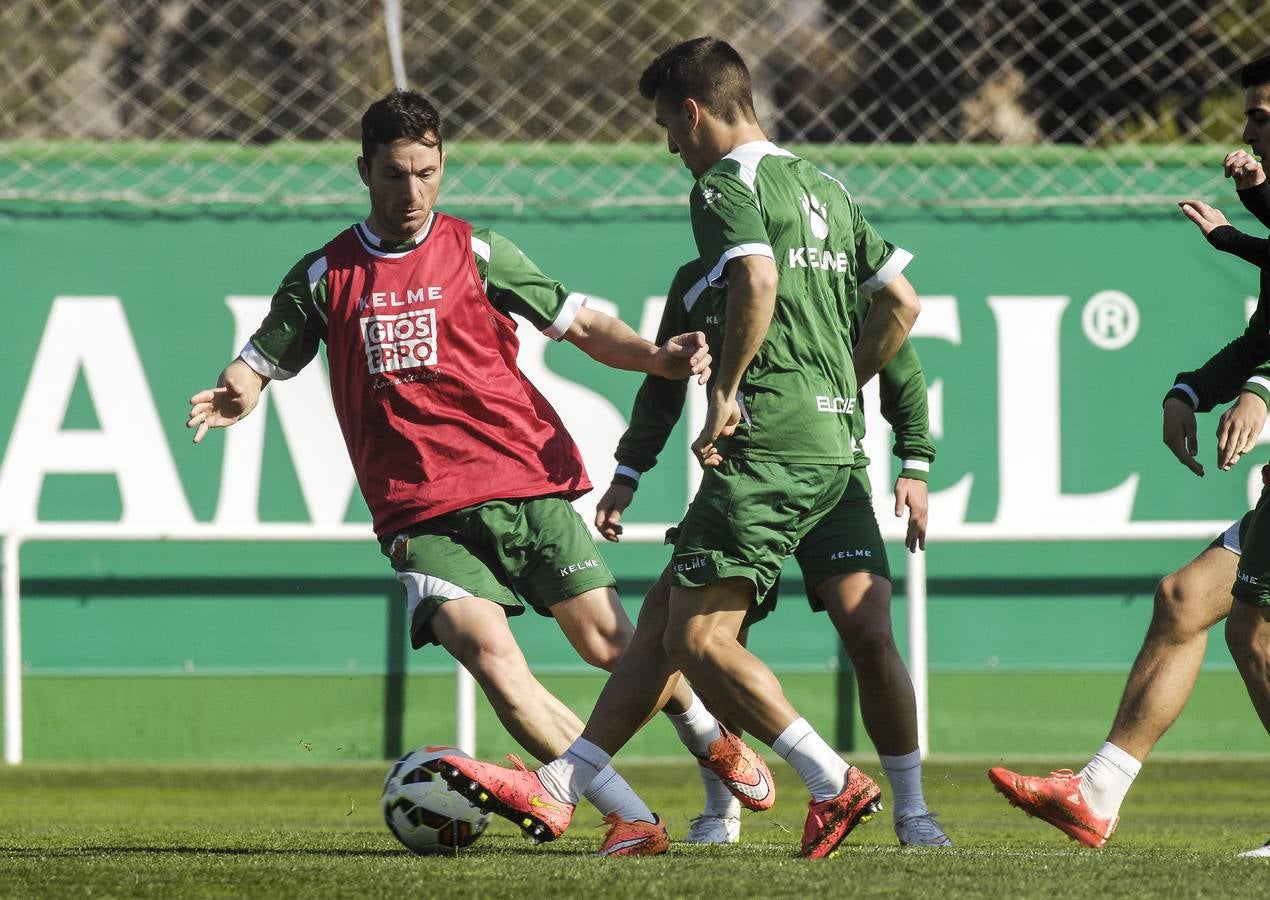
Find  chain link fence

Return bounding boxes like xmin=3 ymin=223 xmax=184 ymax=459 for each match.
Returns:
xmin=1 ymin=0 xmax=1267 ymax=209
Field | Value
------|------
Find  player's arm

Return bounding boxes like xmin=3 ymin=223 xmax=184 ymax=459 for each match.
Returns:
xmin=1179 ymin=199 xmax=1270 ymax=268
xmin=563 ymin=306 xmax=709 ymax=382
xmin=188 ymin=251 xmax=325 ymax=443
xmin=598 ymin=284 xmax=693 ymax=542
xmin=849 ymin=205 xmax=920 ymax=387
xmin=480 ymin=230 xmax=709 ymax=382
xmin=1224 ymin=149 xmax=1270 ymax=228
xmin=689 ymin=174 xmax=779 ymax=466
xmin=695 ymin=254 xmax=777 ymax=467
xmin=878 ymin=340 xmax=934 ymax=551
xmin=1164 ymin=300 xmax=1270 ymax=475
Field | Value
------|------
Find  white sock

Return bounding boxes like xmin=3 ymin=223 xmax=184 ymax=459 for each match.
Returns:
xmin=537 ymin=737 xmax=610 ymax=806
xmin=772 ymin=717 xmax=848 ymax=802
xmin=1078 ymin=742 xmax=1142 ymax=818
xmin=698 ymin=766 xmax=742 ymax=818
xmin=879 ymin=749 xmax=928 ymax=821
xmin=665 ymin=693 xmax=724 ymax=757
xmin=582 ymin=765 xmax=656 ymax=823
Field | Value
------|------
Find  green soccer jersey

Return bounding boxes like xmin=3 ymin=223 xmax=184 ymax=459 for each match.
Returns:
xmin=690 ymin=140 xmax=911 ymax=463
xmin=613 ymin=257 xmax=933 ymax=488
xmin=243 ymin=216 xmax=583 ymax=379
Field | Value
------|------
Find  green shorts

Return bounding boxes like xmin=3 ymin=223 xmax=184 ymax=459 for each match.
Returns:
xmin=794 ymin=465 xmax=891 ymax=611
xmin=670 ymin=457 xmax=852 ymax=604
xmin=382 ymin=497 xmax=617 ymax=648
xmin=1227 ymin=473 xmax=1270 ymax=608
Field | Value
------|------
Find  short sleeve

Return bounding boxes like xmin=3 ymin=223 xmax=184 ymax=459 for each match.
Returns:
xmin=690 ymin=173 xmax=774 ymax=288
xmin=242 ymin=249 xmax=328 ymax=380
xmin=482 ymin=230 xmax=586 ymax=340
xmin=852 ymin=207 xmax=912 ymax=295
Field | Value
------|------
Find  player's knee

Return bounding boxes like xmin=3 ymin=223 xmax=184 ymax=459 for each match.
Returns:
xmin=1151 ymin=573 xmax=1198 ymax=636
xmin=662 ymin=626 xmax=706 ymax=671
xmin=572 ymin=628 xmax=627 ymax=671
xmin=1224 ymin=606 xmax=1269 ymax=665
xmin=840 ymin=621 xmax=899 ymax=669
xmin=452 ymin=635 xmax=531 ymax=691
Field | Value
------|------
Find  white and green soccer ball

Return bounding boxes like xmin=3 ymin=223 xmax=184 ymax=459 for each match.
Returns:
xmin=382 ymin=746 xmax=491 ymax=854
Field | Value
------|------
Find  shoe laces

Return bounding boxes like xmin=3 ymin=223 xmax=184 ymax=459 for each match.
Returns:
xmin=600 ymin=812 xmax=658 ymax=831
xmin=505 ymin=753 xmax=530 ymax=773
xmin=707 ymin=738 xmax=752 ymax=777
xmin=1047 ymin=768 xmax=1078 ymax=780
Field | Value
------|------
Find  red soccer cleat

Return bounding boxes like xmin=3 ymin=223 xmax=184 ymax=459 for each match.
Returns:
xmin=435 ymin=753 xmax=574 ymax=843
xmin=597 ymin=813 xmax=670 ymax=857
xmin=800 ymin=766 xmax=882 ymax=859
xmin=699 ymin=724 xmax=775 ymax=811
xmin=988 ymin=766 xmax=1118 ymax=848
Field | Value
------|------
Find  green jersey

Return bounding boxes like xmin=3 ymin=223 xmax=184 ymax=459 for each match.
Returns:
xmin=613 ymin=257 xmax=932 ymax=488
xmin=243 ymin=217 xmax=581 ymax=379
xmin=690 ymin=140 xmax=911 ymax=463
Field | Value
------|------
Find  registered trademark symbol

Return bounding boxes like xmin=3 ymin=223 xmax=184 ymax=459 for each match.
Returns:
xmin=1081 ymin=290 xmax=1139 ymax=349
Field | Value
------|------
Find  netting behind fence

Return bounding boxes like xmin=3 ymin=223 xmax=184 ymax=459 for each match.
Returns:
xmin=2 ymin=0 xmax=1267 ymax=209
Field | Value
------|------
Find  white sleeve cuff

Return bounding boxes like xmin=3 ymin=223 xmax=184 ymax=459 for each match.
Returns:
xmin=544 ymin=292 xmax=587 ymax=340
xmin=1245 ymin=375 xmax=1270 ymax=395
xmin=1171 ymin=383 xmax=1199 ymax=409
xmin=239 ymin=342 xmax=296 ymax=381
xmin=614 ymin=465 xmax=643 ymax=483
xmin=861 ymin=247 xmax=913 ymax=295
xmin=901 ymin=459 xmax=930 ymax=472
xmin=706 ymin=243 xmax=775 ymax=287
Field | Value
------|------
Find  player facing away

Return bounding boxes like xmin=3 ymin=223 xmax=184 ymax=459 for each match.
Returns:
xmin=589 ymin=256 xmax=948 ymax=847
xmin=989 ymin=56 xmax=1270 ymax=858
xmin=437 ymin=37 xmax=922 ymax=859
xmin=186 ymin=89 xmax=774 ymax=857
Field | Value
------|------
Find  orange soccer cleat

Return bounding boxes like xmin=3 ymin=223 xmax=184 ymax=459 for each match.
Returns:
xmin=988 ymin=766 xmax=1118 ymax=848
xmin=597 ymin=813 xmax=670 ymax=857
xmin=435 ymin=753 xmax=574 ymax=843
xmin=800 ymin=766 xmax=883 ymax=859
xmin=699 ymin=724 xmax=775 ymax=811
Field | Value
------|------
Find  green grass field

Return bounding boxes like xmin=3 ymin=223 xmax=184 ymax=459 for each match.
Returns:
xmin=1 ymin=758 xmax=1265 ymax=898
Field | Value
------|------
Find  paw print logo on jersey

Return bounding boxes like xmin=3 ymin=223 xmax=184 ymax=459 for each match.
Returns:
xmin=801 ymin=192 xmax=830 ymax=240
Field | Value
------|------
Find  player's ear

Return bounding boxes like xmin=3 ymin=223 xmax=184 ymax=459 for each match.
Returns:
xmin=684 ymin=98 xmax=703 ymax=130
xmin=357 ymin=156 xmax=371 ymax=187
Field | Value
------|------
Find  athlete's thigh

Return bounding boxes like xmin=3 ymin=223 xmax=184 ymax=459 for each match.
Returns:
xmin=1234 ymin=494 xmax=1270 ymax=609
xmin=428 ymin=593 xmax=528 ymax=663
xmin=383 ymin=521 xmax=520 ymax=648
xmin=671 ymin=458 xmax=849 ymax=600
xmin=794 ymin=467 xmax=891 ymax=614
xmin=1166 ymin=536 xmax=1243 ymax=629
xmin=550 ymin=585 xmax=633 ymax=653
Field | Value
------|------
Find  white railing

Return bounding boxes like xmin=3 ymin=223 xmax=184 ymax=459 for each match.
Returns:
xmin=1 ymin=520 xmax=1234 ymax=764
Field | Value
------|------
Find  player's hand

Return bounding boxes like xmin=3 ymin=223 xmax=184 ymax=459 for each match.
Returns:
xmin=692 ymin=394 xmax=741 ymax=468
xmin=1178 ymin=199 xmax=1230 ymax=237
xmin=594 ymin=483 xmax=635 ymax=542
xmin=654 ymin=331 xmax=711 ymax=384
xmin=894 ymin=476 xmax=928 ymax=552
xmin=1224 ymin=150 xmax=1266 ymax=190
xmin=1216 ymin=391 xmax=1268 ymax=471
xmin=1162 ymin=396 xmax=1204 ymax=476
xmin=187 ymin=364 xmax=261 ymax=443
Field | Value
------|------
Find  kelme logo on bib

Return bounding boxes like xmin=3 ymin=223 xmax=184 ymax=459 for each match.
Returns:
xmin=801 ymin=192 xmax=829 ymax=240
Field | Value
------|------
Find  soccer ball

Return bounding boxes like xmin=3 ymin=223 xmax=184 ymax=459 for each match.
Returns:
xmin=382 ymin=745 xmax=491 ymax=854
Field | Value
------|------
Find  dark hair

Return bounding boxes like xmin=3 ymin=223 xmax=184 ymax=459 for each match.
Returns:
xmin=1240 ymin=55 xmax=1270 ymax=89
xmin=638 ymin=36 xmax=756 ymax=124
xmin=360 ymin=90 xmax=442 ymax=165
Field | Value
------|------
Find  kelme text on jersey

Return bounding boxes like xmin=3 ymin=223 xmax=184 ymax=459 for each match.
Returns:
xmin=816 ymin=395 xmax=855 ymax=415
xmin=787 ymin=247 xmax=851 ymax=272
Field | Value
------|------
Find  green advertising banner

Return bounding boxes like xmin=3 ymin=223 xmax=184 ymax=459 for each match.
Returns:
xmin=3 ymin=158 xmax=1268 ymax=758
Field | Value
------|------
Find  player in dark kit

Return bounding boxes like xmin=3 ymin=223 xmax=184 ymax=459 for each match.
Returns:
xmin=989 ymin=55 xmax=1270 ymax=858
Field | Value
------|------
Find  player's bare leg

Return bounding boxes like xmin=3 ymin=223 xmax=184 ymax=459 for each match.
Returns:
xmin=432 ymin=595 xmax=587 ymax=761
xmin=1106 ymin=545 xmax=1236 ymax=758
xmin=1226 ymin=599 xmax=1270 ymax=732
xmin=550 ymin=585 xmax=693 ymax=715
xmin=550 ymin=574 xmax=739 ymax=841
xmin=990 ymin=544 xmax=1237 ymax=846
xmin=664 ymin=578 xmax=880 ymax=857
xmin=821 ymin=572 xmax=948 ymax=846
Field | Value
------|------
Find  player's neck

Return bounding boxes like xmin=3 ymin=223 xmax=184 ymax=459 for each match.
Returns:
xmin=709 ymin=124 xmax=769 ymax=164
